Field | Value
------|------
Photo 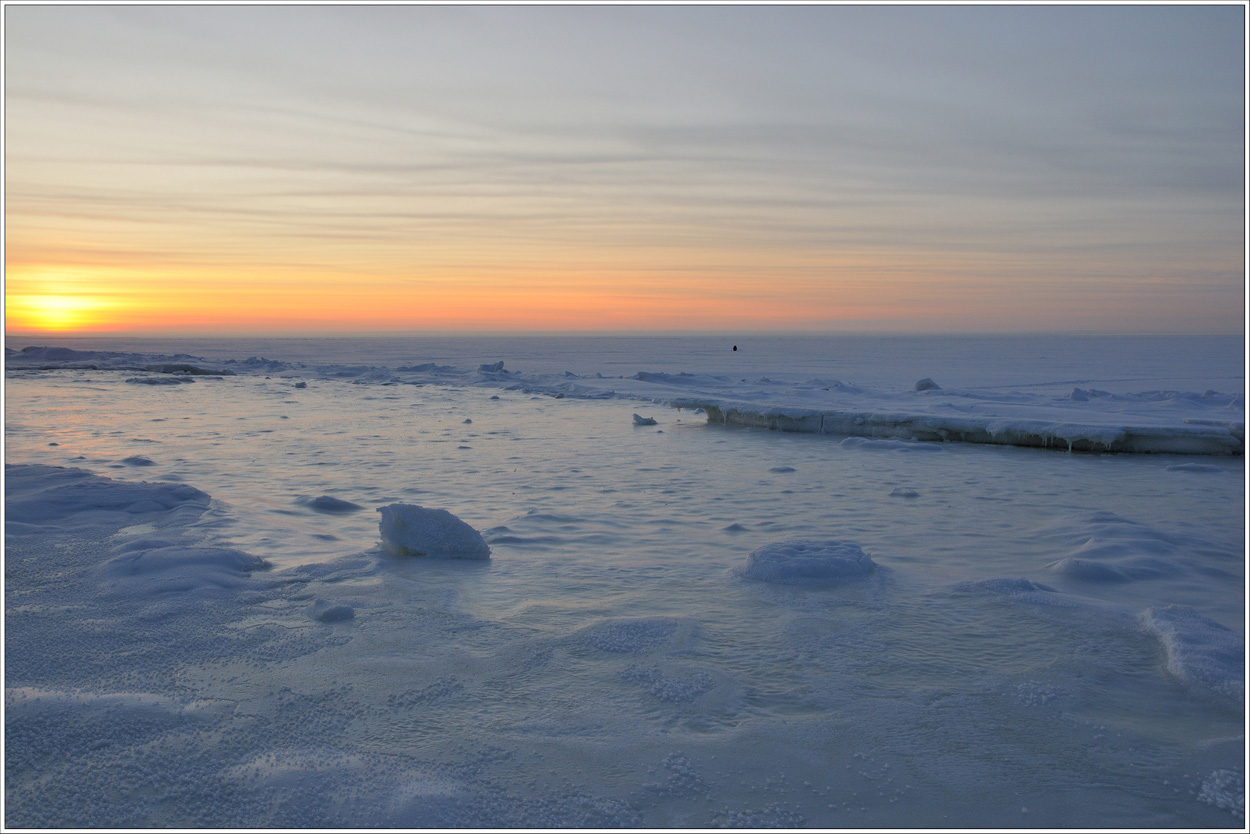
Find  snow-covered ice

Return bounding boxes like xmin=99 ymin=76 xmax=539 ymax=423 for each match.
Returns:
xmin=1142 ymin=605 xmax=1244 ymax=707
xmin=4 ymin=334 xmax=1244 ymax=828
xmin=740 ymin=539 xmax=876 ymax=585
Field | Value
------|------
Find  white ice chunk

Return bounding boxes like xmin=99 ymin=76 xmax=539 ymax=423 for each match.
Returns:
xmin=742 ymin=539 xmax=875 ymax=586
xmin=377 ymin=503 xmax=491 ymax=559
xmin=633 ymin=413 xmax=658 ymax=425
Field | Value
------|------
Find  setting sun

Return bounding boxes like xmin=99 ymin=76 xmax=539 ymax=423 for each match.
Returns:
xmin=6 ymin=294 xmax=113 ymax=333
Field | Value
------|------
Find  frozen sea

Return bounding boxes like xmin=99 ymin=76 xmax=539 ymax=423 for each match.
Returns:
xmin=4 ymin=333 xmax=1246 ymax=828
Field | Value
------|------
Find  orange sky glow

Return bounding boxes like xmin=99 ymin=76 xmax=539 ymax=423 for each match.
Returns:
xmin=4 ymin=6 xmax=1244 ymax=337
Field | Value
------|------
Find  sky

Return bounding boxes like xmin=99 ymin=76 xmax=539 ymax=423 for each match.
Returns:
xmin=3 ymin=3 xmax=1246 ymax=335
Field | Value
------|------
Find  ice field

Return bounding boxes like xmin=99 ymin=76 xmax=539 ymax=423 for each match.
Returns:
xmin=4 ymin=334 xmax=1245 ymax=828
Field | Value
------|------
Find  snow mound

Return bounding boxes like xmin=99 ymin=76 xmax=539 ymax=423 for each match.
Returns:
xmin=741 ymin=540 xmax=875 ymax=586
xmin=1141 ymin=605 xmax=1244 ymax=707
xmin=1046 ymin=557 xmax=1136 ymax=582
xmin=102 ymin=545 xmax=268 ymax=595
xmin=377 ymin=503 xmax=491 ymax=559
xmin=4 ymin=464 xmax=209 ymax=527
xmin=914 ymin=377 xmax=941 ymax=391
xmin=307 ymin=598 xmax=356 ymax=623
xmin=1039 ymin=511 xmax=1238 ymax=584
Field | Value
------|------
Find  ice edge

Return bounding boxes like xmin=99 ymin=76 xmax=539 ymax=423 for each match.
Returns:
xmin=674 ymin=399 xmax=1244 ymax=455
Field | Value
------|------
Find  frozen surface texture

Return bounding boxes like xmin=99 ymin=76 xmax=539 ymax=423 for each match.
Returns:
xmin=377 ymin=503 xmax=491 ymax=559
xmin=4 ymin=335 xmax=1244 ymax=829
xmin=7 ymin=334 xmax=1243 ymax=455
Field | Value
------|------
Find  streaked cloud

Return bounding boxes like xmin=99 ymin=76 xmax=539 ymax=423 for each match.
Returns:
xmin=4 ymin=4 xmax=1243 ymax=334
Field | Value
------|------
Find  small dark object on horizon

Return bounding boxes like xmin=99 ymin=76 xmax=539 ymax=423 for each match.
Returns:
xmin=733 ymin=345 xmax=737 ymax=352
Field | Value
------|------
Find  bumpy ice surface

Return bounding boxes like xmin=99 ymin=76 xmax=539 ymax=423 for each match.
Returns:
xmin=4 ymin=335 xmax=1244 ymax=828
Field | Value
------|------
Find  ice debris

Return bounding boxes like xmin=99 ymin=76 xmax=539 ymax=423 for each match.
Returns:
xmin=914 ymin=377 xmax=940 ymax=391
xmin=1165 ymin=462 xmax=1224 ymax=473
xmin=143 ymin=363 xmax=234 ymax=376
xmin=377 ymin=503 xmax=491 ymax=559
xmin=1198 ymin=769 xmax=1245 ymax=820
xmin=633 ymin=414 xmax=658 ymax=426
xmin=839 ymin=437 xmax=942 ymax=452
xmin=742 ymin=540 xmax=875 ymax=586
xmin=306 ymin=495 xmax=365 ymax=514
xmin=127 ymin=376 xmax=195 ymax=385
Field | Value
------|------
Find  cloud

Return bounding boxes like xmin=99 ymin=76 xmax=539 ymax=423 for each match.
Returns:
xmin=5 ymin=5 xmax=1244 ymax=333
